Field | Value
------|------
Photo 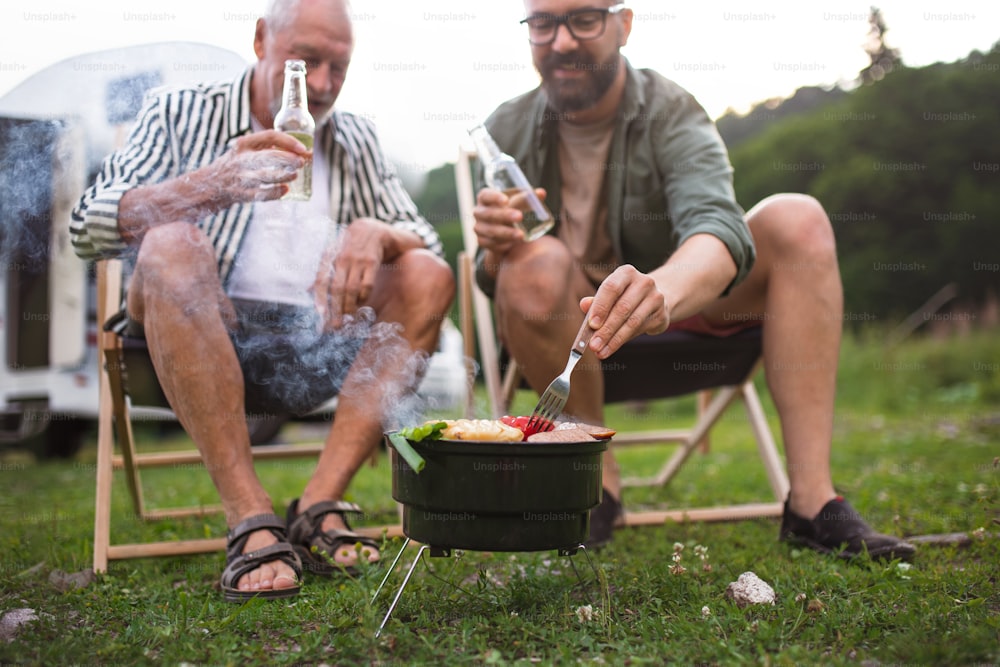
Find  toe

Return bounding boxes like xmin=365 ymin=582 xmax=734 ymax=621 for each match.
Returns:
xmin=333 ymin=545 xmax=359 ymax=567
xmin=235 ymin=528 xmax=299 ymax=592
xmin=273 ymin=571 xmax=298 ymax=590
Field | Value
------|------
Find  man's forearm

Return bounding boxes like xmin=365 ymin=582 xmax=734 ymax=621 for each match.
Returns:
xmin=118 ymin=168 xmax=229 ymax=245
xmin=652 ymin=233 xmax=738 ymax=322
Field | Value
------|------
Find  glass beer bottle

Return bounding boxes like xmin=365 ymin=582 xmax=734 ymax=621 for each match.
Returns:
xmin=274 ymin=59 xmax=315 ymax=200
xmin=469 ymin=124 xmax=554 ymax=241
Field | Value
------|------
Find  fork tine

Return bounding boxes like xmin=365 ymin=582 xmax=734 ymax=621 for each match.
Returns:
xmin=527 ymin=400 xmax=549 ymax=431
xmin=542 ymin=394 xmax=564 ymax=421
xmin=527 ymin=315 xmax=595 ymax=433
xmin=531 ymin=391 xmax=564 ymax=431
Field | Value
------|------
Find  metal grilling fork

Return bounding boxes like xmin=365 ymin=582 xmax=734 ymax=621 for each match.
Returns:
xmin=526 ymin=316 xmax=597 ymax=433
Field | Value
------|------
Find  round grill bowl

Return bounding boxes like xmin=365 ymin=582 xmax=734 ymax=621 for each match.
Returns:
xmin=387 ymin=433 xmax=609 ymax=552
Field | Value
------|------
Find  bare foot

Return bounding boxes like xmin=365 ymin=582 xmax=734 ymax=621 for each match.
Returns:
xmin=318 ymin=511 xmax=381 ymax=568
xmin=237 ymin=528 xmax=300 ymax=593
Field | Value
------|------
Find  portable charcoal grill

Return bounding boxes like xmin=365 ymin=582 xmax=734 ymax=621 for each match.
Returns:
xmin=372 ymin=432 xmax=610 ymax=636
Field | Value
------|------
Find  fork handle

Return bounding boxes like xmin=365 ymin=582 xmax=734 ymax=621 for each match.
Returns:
xmin=571 ymin=315 xmax=597 ymax=355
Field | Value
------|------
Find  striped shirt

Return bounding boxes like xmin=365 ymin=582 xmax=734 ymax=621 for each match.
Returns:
xmin=70 ymin=67 xmax=442 ymax=282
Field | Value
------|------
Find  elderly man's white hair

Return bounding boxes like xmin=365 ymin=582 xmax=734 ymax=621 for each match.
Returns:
xmin=263 ymin=0 xmax=353 ymax=34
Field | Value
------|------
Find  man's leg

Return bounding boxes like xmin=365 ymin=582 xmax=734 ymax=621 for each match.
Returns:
xmin=295 ymin=249 xmax=455 ymax=564
xmin=490 ymin=238 xmax=621 ymax=499
xmin=701 ymin=194 xmax=840 ymax=517
xmin=128 ymin=223 xmax=296 ymax=593
xmin=702 ymin=194 xmax=913 ymax=559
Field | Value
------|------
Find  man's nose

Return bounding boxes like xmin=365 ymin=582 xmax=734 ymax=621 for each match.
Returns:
xmin=550 ymin=22 xmax=581 ymax=52
xmin=307 ymin=64 xmax=336 ymax=97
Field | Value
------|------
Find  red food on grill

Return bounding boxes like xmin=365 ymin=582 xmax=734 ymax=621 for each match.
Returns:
xmin=497 ymin=416 xmax=616 ymax=442
xmin=500 ymin=415 xmax=553 ymax=439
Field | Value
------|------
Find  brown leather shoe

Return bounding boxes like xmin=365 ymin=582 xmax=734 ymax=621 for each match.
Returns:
xmin=780 ymin=495 xmax=916 ymax=562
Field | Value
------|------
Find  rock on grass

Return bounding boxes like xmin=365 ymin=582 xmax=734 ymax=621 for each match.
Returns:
xmin=725 ymin=572 xmax=776 ymax=608
xmin=1 ymin=609 xmax=39 ymax=643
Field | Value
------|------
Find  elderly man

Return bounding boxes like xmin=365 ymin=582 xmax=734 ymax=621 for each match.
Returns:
xmin=72 ymin=0 xmax=454 ymax=600
xmin=472 ymin=0 xmax=914 ymax=560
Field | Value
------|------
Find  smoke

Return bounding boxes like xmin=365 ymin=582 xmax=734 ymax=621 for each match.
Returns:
xmin=378 ymin=344 xmax=432 ymax=431
xmin=230 ymin=295 xmax=434 ymax=430
xmin=0 ymin=117 xmax=64 ymax=269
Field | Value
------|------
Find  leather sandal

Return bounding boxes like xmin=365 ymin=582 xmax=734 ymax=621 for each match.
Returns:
xmin=220 ymin=513 xmax=302 ymax=602
xmin=286 ymin=499 xmax=381 ymax=576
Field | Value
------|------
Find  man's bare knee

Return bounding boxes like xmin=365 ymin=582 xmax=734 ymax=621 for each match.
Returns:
xmin=748 ymin=194 xmax=836 ymax=260
xmin=136 ymin=223 xmax=216 ymax=273
xmin=495 ymin=237 xmax=575 ymax=314
xmin=388 ymin=249 xmax=455 ymax=313
xmin=129 ymin=222 xmax=226 ymax=320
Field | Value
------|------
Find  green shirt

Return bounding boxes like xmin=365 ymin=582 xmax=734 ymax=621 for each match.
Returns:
xmin=477 ymin=61 xmax=755 ymax=298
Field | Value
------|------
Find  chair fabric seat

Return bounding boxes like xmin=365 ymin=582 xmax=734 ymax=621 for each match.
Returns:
xmin=602 ymin=327 xmax=762 ymax=403
xmin=119 ymin=335 xmax=169 ymax=408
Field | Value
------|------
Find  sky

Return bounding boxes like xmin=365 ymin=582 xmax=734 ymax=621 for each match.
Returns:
xmin=1 ymin=0 xmax=997 ymax=181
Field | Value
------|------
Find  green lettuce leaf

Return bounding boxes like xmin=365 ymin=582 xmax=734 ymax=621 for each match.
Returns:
xmin=398 ymin=420 xmax=448 ymax=442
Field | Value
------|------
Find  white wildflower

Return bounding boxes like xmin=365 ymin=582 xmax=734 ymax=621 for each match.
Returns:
xmin=701 ymin=605 xmax=711 ymax=618
xmin=575 ymin=604 xmax=594 ymax=623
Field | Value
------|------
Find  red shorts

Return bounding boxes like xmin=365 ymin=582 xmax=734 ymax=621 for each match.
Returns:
xmin=670 ymin=313 xmax=760 ymax=338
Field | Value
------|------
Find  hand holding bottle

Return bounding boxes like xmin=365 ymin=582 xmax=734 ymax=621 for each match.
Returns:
xmin=201 ymin=130 xmax=310 ymax=205
xmin=472 ymin=185 xmax=551 ymax=256
xmin=469 ymin=124 xmax=555 ymax=242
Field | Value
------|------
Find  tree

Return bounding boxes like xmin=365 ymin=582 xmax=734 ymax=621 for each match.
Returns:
xmin=729 ymin=42 xmax=1000 ymax=322
xmin=859 ymin=6 xmax=903 ymax=85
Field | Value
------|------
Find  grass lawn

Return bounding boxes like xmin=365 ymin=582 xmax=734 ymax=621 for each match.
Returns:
xmin=1 ymin=331 xmax=998 ymax=665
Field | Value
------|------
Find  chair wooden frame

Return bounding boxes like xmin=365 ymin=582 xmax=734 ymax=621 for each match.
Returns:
xmin=92 ymin=259 xmax=402 ymax=573
xmin=454 ymin=147 xmax=789 ymax=526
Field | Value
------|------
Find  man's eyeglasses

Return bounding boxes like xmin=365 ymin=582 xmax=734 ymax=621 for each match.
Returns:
xmin=520 ymin=4 xmax=627 ymax=46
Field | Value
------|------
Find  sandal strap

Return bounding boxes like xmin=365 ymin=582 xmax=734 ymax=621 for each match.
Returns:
xmin=221 ymin=542 xmax=301 ymax=589
xmin=288 ymin=500 xmax=363 ymax=538
xmin=226 ymin=513 xmax=289 ymax=559
xmin=287 ymin=498 xmax=375 ymax=551
xmin=228 ymin=513 xmax=288 ymax=542
xmin=310 ymin=528 xmax=380 ymax=553
xmin=299 ymin=500 xmax=364 ymax=523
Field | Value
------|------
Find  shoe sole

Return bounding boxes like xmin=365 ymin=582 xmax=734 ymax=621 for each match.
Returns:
xmin=781 ymin=534 xmax=916 ymax=562
xmin=222 ymin=585 xmax=300 ymax=603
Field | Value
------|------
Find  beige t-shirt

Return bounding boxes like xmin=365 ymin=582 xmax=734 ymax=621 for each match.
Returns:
xmin=557 ymin=115 xmax=617 ymax=286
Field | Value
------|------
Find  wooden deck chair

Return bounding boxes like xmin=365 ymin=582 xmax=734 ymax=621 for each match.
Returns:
xmin=454 ymin=147 xmax=789 ymax=526
xmin=92 ymin=259 xmax=402 ymax=572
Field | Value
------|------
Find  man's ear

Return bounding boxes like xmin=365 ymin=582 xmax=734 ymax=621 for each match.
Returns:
xmin=618 ymin=8 xmax=633 ymax=48
xmin=253 ymin=18 xmax=267 ymax=60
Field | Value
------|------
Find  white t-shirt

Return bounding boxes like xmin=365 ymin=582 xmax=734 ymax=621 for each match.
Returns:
xmin=226 ymin=117 xmax=334 ymax=307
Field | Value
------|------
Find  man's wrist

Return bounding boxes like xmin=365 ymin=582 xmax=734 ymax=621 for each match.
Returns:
xmin=481 ymin=249 xmax=504 ymax=279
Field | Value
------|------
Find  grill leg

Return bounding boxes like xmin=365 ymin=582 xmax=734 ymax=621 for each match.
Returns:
xmin=375 ymin=542 xmax=428 ymax=638
xmin=371 ymin=537 xmax=411 ymax=605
